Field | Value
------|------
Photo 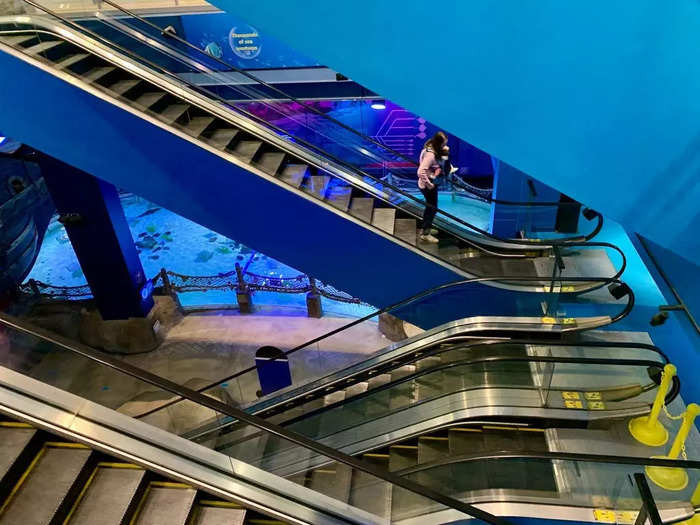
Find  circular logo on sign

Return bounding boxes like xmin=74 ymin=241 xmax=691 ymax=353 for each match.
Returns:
xmin=229 ymin=25 xmax=261 ymax=60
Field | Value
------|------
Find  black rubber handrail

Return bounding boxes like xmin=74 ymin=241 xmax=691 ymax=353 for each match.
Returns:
xmin=0 ymin=312 xmax=512 ymax=525
xmin=396 ymin=449 xmax=700 ymax=477
xmin=56 ymin=1 xmax=604 ymax=248
xmin=135 ymin=275 xmax=635 ymax=420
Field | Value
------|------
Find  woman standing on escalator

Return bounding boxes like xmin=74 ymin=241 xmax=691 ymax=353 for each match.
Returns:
xmin=417 ymin=131 xmax=447 ymax=243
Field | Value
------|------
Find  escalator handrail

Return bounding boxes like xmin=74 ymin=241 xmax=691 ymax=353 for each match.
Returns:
xmin=209 ymin=352 xmax=672 ymax=440
xmin=0 ymin=312 xmax=512 ymax=525
xmin=95 ymin=0 xmax=604 ymax=242
xmin=134 ymin=275 xmax=635 ymax=420
xmin=12 ymin=2 xmax=602 ymax=251
xmin=395 ymin=449 xmax=700 ymax=478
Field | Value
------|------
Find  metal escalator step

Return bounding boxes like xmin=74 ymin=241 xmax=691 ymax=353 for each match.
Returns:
xmin=393 ymin=218 xmax=417 ymax=245
xmin=325 ymin=184 xmax=352 ymax=211
xmin=389 ymin=383 xmax=414 ymax=410
xmin=255 ymin=151 xmax=286 ymax=175
xmin=0 ymin=34 xmax=36 ymax=47
xmin=23 ymin=40 xmax=65 ymax=58
xmin=349 ymin=197 xmax=374 ymax=223
xmin=343 ymin=381 xmax=368 ymax=399
xmin=68 ymin=464 xmax=146 ymax=525
xmin=232 ymin=140 xmax=263 ymax=163
xmin=207 ymin=128 xmax=239 ymax=150
xmin=193 ymin=504 xmax=246 ymax=525
xmin=388 ymin=446 xmax=418 ymax=472
xmin=107 ymin=79 xmax=142 ymax=97
xmin=81 ymin=66 xmax=116 ymax=84
xmin=158 ymin=103 xmax=191 ymax=125
xmin=304 ymin=175 xmax=330 ymax=199
xmin=53 ymin=53 xmax=89 ymax=70
xmin=133 ymin=483 xmax=197 ymax=525
xmin=309 ymin=463 xmax=352 ymax=503
xmin=417 ymin=436 xmax=449 ymax=464
xmin=184 ymin=116 xmax=215 ymax=138
xmin=520 ymin=428 xmax=548 ymax=452
xmin=371 ymin=208 xmax=396 ymax=234
xmin=132 ymin=91 xmax=167 ymax=111
xmin=0 ymin=444 xmax=94 ymax=525
xmin=366 ymin=373 xmax=392 ymax=390
xmin=349 ymin=456 xmax=391 ymax=519
xmin=414 ymin=373 xmax=443 ymax=401
xmin=323 ymin=390 xmax=346 ymax=406
xmin=277 ymin=164 xmax=309 ymax=188
xmin=448 ymin=427 xmax=485 ymax=455
xmin=0 ymin=425 xmax=38 ymax=500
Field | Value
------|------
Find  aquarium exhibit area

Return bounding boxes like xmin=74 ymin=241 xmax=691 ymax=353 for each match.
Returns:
xmin=0 ymin=1 xmax=699 ymax=524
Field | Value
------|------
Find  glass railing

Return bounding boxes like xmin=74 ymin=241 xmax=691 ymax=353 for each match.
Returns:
xmin=3 ymin=0 xmax=606 ymax=251
xmin=0 ymin=313 xmax=501 ymax=524
xmin=133 ymin=276 xmax=635 ymax=430
xmin=399 ymin=453 xmax=700 ymax=524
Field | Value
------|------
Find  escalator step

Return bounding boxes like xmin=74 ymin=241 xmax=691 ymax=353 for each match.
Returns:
xmin=232 ymin=140 xmax=263 ymax=163
xmin=67 ymin=463 xmax=146 ymax=525
xmin=325 ymin=184 xmax=353 ymax=212
xmin=158 ymin=103 xmax=191 ymax=125
xmin=309 ymin=463 xmax=352 ymax=503
xmin=54 ymin=53 xmax=90 ymax=71
xmin=0 ymin=443 xmax=94 ymax=525
xmin=107 ymin=78 xmax=142 ymax=97
xmin=349 ymin=197 xmax=374 ymax=223
xmin=323 ymin=390 xmax=346 ymax=406
xmin=193 ymin=502 xmax=246 ymax=525
xmin=343 ymin=381 xmax=369 ymax=398
xmin=184 ymin=116 xmax=215 ymax=138
xmin=81 ymin=66 xmax=116 ymax=84
xmin=448 ymin=428 xmax=485 ymax=455
xmin=414 ymin=372 xmax=443 ymax=401
xmin=132 ymin=91 xmax=167 ymax=111
xmin=206 ymin=128 xmax=239 ymax=150
xmin=24 ymin=40 xmax=65 ymax=59
xmin=0 ymin=34 xmax=36 ymax=48
xmin=0 ymin=424 xmax=38 ymax=500
xmin=349 ymin=456 xmax=391 ymax=519
xmin=393 ymin=218 xmax=417 ymax=245
xmin=366 ymin=373 xmax=392 ymax=389
xmin=371 ymin=208 xmax=396 ymax=234
xmin=132 ymin=482 xmax=197 ymax=525
xmin=304 ymin=175 xmax=331 ymax=199
xmin=388 ymin=446 xmax=418 ymax=472
xmin=277 ymin=164 xmax=309 ymax=188
xmin=417 ymin=436 xmax=449 ymax=464
xmin=255 ymin=151 xmax=286 ymax=175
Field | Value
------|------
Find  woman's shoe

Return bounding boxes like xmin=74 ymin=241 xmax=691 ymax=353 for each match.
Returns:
xmin=419 ymin=234 xmax=439 ymax=243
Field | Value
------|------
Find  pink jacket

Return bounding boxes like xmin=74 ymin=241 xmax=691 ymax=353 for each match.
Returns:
xmin=417 ymin=147 xmax=440 ymax=189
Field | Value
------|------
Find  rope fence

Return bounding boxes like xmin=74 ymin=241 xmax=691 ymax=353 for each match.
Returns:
xmin=20 ymin=264 xmax=371 ymax=308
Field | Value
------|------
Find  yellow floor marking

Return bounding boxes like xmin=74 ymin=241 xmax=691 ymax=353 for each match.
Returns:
xmin=63 ymin=466 xmax=99 ymax=524
xmin=199 ymin=500 xmax=243 ymax=509
xmin=150 ymin=481 xmax=191 ymax=489
xmin=0 ymin=422 xmax=33 ymax=428
xmin=45 ymin=442 xmax=90 ymax=449
xmin=97 ymin=462 xmax=143 ymax=469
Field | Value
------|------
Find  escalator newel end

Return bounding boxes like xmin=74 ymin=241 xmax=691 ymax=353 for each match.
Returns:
xmin=608 ymin=283 xmax=631 ymax=300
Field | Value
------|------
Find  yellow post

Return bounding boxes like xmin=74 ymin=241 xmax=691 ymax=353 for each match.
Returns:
xmin=646 ymin=403 xmax=700 ymax=491
xmin=629 ymin=364 xmax=676 ymax=446
xmin=678 ymin=481 xmax=700 ymax=524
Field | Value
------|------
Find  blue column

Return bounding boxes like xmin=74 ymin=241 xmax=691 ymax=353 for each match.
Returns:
xmin=489 ymin=159 xmax=562 ymax=238
xmin=38 ymin=153 xmax=153 ymax=320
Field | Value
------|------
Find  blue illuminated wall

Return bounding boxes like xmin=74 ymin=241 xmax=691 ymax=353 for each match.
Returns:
xmin=208 ymin=0 xmax=700 ymax=262
xmin=179 ymin=12 xmax=319 ymax=70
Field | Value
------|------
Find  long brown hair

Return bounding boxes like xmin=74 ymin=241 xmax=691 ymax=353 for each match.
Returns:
xmin=425 ymin=131 xmax=447 ymax=155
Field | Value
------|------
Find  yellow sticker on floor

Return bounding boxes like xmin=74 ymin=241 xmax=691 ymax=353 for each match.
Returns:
xmin=593 ymin=509 xmax=616 ymax=523
xmin=561 ymin=286 xmax=575 ymax=293
xmin=561 ymin=317 xmax=577 ymax=325
xmin=562 ymin=391 xmax=581 ymax=400
xmin=565 ymin=400 xmax=584 ymax=409
xmin=585 ymin=392 xmax=602 ymax=400
xmin=588 ymin=401 xmax=606 ymax=410
xmin=592 ymin=509 xmax=638 ymax=524
xmin=541 ymin=317 xmax=557 ymax=324
xmin=616 ymin=511 xmax=639 ymax=524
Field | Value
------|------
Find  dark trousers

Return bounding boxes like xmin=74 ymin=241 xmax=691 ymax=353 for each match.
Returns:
xmin=420 ymin=184 xmax=438 ymax=232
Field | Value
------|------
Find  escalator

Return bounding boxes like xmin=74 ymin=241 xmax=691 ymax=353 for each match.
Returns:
xmin=0 ymin=418 xmax=282 ymax=525
xmin=0 ymin=4 xmax=626 ymax=313
xmin=1 ymin=314 xmax=697 ymax=524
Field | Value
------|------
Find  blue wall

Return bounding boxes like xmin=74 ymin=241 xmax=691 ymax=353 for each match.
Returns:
xmin=209 ymin=0 xmax=700 ymax=262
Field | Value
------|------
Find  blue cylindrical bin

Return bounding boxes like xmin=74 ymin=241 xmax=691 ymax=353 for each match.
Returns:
xmin=255 ymin=346 xmax=292 ymax=396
